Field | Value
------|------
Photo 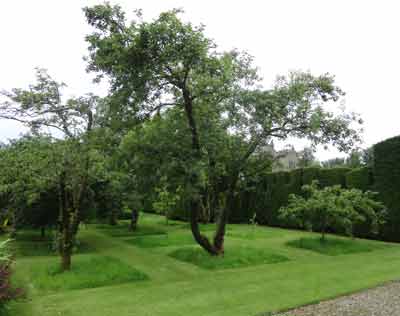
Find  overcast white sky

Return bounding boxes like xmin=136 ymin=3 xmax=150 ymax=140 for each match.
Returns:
xmin=1 ymin=0 xmax=399 ymax=160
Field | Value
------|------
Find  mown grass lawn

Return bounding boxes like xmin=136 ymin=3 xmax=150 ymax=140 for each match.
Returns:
xmin=6 ymin=213 xmax=400 ymax=316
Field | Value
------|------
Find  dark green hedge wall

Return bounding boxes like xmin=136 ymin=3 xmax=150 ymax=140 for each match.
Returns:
xmin=227 ymin=135 xmax=400 ymax=242
xmin=346 ymin=167 xmax=373 ymax=191
xmin=373 ymin=136 xmax=400 ymax=241
xmin=230 ymin=167 xmax=351 ymax=226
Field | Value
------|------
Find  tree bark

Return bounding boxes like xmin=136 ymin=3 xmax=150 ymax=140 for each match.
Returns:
xmin=214 ymin=173 xmax=239 ymax=253
xmin=190 ymin=199 xmax=219 ymax=255
xmin=109 ymin=209 xmax=118 ymax=226
xmin=130 ymin=209 xmax=138 ymax=231
xmin=61 ymin=247 xmax=72 ymax=271
xmin=182 ymin=90 xmax=220 ymax=255
xmin=58 ymin=170 xmax=74 ymax=271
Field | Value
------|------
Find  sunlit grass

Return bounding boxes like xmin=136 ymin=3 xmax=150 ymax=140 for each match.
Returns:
xmin=286 ymin=237 xmax=386 ymax=256
xmin=13 ymin=240 xmax=94 ymax=257
xmin=125 ymin=233 xmax=195 ymax=248
xmin=169 ymin=246 xmax=289 ymax=270
xmin=29 ymin=255 xmax=148 ymax=293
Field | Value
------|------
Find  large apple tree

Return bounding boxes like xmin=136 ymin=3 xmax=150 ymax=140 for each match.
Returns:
xmin=83 ymin=4 xmax=362 ymax=255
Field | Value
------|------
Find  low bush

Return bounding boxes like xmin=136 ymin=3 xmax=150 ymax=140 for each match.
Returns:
xmin=0 ymin=240 xmax=22 ymax=311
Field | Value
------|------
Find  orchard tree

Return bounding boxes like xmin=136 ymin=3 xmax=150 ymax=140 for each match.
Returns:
xmin=84 ymin=5 xmax=362 ymax=255
xmin=279 ymin=181 xmax=385 ymax=241
xmin=153 ymin=183 xmax=182 ymax=225
xmin=0 ymin=69 xmax=99 ymax=270
xmin=0 ymin=136 xmax=55 ymax=236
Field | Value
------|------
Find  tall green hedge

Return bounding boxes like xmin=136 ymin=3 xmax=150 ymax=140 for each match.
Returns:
xmin=373 ymin=136 xmax=400 ymax=241
xmin=228 ymin=136 xmax=400 ymax=242
xmin=239 ymin=167 xmax=351 ymax=226
xmin=346 ymin=167 xmax=373 ymax=191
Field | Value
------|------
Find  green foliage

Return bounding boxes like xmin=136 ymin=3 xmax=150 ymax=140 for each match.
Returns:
xmin=317 ymin=167 xmax=350 ymax=187
xmin=0 ymin=239 xmax=11 ymax=264
xmin=97 ymin=222 xmax=166 ymax=237
xmin=279 ymin=181 xmax=385 ymax=240
xmin=0 ymin=239 xmax=22 ymax=309
xmin=125 ymin=233 xmax=195 ymax=248
xmin=287 ymin=237 xmax=386 ymax=256
xmin=152 ymin=185 xmax=182 ymax=224
xmin=0 ymin=137 xmax=56 ymax=219
xmin=84 ymin=4 xmax=362 ymax=254
xmin=169 ymin=246 xmax=289 ymax=270
xmin=301 ymin=167 xmax=350 ymax=187
xmin=346 ymin=167 xmax=372 ymax=191
xmin=30 ymin=255 xmax=148 ymax=294
xmin=373 ymin=135 xmax=400 ymax=241
xmin=13 ymin=239 xmax=93 ymax=257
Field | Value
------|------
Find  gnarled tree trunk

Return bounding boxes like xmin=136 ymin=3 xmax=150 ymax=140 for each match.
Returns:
xmin=130 ymin=209 xmax=139 ymax=231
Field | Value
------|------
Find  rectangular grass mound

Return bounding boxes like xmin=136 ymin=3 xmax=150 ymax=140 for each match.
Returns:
xmin=13 ymin=240 xmax=94 ymax=257
xmin=97 ymin=224 xmax=166 ymax=237
xmin=125 ymin=233 xmax=195 ymax=248
xmin=31 ymin=255 xmax=148 ymax=293
xmin=226 ymin=227 xmax=286 ymax=240
xmin=169 ymin=246 xmax=289 ymax=270
xmin=286 ymin=237 xmax=386 ymax=256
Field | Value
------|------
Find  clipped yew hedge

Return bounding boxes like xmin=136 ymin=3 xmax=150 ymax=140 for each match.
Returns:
xmin=346 ymin=167 xmax=373 ymax=191
xmin=229 ymin=143 xmax=400 ymax=242
xmin=373 ymin=136 xmax=400 ymax=241
xmin=231 ymin=167 xmax=351 ymax=226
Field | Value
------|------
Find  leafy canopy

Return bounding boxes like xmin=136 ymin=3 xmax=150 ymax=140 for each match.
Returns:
xmin=279 ymin=181 xmax=385 ymax=240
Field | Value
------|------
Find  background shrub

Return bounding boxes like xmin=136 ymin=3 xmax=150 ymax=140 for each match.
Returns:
xmin=0 ymin=240 xmax=22 ymax=309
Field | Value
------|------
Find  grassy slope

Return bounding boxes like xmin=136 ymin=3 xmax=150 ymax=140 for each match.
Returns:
xmin=7 ymin=213 xmax=400 ymax=316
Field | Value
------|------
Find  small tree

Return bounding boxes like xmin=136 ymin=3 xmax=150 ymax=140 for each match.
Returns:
xmin=0 ymin=69 xmax=98 ymax=271
xmin=279 ymin=181 xmax=385 ymax=241
xmin=152 ymin=185 xmax=181 ymax=225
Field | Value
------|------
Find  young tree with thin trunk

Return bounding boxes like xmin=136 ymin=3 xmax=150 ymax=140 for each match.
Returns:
xmin=279 ymin=181 xmax=385 ymax=241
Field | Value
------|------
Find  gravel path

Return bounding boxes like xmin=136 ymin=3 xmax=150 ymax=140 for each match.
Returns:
xmin=278 ymin=281 xmax=400 ymax=316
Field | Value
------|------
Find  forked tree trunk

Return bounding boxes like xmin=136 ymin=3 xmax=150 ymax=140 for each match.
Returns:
xmin=214 ymin=174 xmax=239 ymax=254
xmin=182 ymin=88 xmax=254 ymax=256
xmin=183 ymin=91 xmax=220 ymax=255
xmin=190 ymin=199 xmax=219 ymax=255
